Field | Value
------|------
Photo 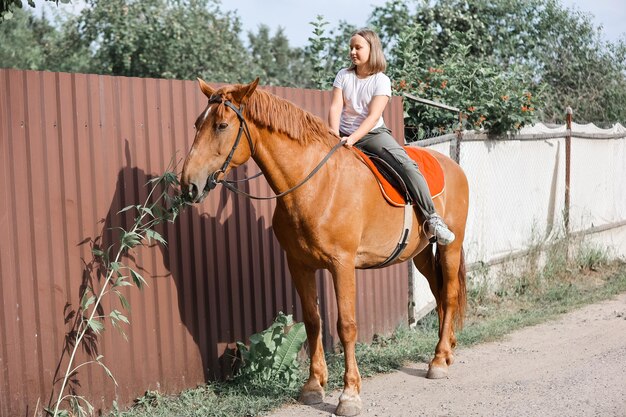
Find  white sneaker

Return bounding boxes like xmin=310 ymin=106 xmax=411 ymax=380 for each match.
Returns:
xmin=426 ymin=215 xmax=455 ymax=245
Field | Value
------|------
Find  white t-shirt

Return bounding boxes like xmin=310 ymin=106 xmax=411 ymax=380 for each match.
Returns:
xmin=332 ymin=68 xmax=392 ymax=135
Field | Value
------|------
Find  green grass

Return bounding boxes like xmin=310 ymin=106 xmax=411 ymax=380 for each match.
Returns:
xmin=112 ymin=255 xmax=626 ymax=417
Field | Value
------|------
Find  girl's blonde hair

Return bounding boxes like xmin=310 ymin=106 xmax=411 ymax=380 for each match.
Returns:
xmin=349 ymin=28 xmax=387 ymax=75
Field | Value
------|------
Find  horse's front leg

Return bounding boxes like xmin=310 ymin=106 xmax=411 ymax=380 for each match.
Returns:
xmin=330 ymin=262 xmax=362 ymax=416
xmin=287 ymin=256 xmax=328 ymax=404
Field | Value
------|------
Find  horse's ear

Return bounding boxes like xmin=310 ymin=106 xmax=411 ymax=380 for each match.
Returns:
xmin=197 ymin=78 xmax=216 ymax=98
xmin=232 ymin=78 xmax=260 ymax=105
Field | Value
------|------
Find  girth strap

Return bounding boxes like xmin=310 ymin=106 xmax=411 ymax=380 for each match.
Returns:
xmin=366 ymin=203 xmax=414 ymax=269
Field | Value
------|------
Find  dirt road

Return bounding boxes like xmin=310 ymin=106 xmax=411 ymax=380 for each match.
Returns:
xmin=267 ymin=293 xmax=626 ymax=417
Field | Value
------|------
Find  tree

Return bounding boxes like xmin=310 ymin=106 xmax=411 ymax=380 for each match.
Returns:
xmin=0 ymin=7 xmax=51 ymax=69
xmin=304 ymin=15 xmax=354 ymax=90
xmin=60 ymin=0 xmax=251 ymax=82
xmin=247 ymin=25 xmax=303 ymax=87
xmin=3 ymin=0 xmax=624 ymax=128
xmin=1 ymin=0 xmax=66 ymax=22
xmin=369 ymin=0 xmax=626 ymax=125
xmin=388 ymin=22 xmax=539 ymax=137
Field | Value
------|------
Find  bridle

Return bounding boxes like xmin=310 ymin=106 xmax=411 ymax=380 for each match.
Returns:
xmin=203 ymin=95 xmax=345 ymax=201
xmin=205 ymin=95 xmax=256 ymax=192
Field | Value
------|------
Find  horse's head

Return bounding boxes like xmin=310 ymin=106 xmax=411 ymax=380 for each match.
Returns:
xmin=181 ymin=78 xmax=259 ymax=203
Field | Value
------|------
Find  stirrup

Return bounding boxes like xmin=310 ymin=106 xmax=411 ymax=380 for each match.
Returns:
xmin=422 ymin=218 xmax=437 ymax=243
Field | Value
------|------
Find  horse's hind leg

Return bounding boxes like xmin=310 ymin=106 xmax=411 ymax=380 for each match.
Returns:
xmin=413 ymin=242 xmax=466 ymax=379
xmin=413 ymin=244 xmax=443 ymax=326
xmin=288 ymin=256 xmax=327 ymax=404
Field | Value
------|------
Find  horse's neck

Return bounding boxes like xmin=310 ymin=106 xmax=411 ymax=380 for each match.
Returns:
xmin=251 ymin=128 xmax=334 ymax=202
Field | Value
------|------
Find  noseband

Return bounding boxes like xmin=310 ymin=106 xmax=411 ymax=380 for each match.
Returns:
xmin=206 ymin=95 xmax=255 ymax=191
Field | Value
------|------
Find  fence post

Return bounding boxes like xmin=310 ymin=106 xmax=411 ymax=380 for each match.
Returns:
xmin=452 ymin=112 xmax=463 ymax=164
xmin=565 ymin=107 xmax=573 ymax=235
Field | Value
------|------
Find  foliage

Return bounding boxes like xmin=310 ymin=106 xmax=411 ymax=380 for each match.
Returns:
xmin=371 ymin=0 xmax=626 ymax=128
xmin=304 ymin=15 xmax=354 ymax=90
xmin=389 ymin=23 xmax=541 ymax=136
xmin=68 ymin=0 xmax=252 ymax=81
xmin=2 ymin=0 xmax=625 ymax=131
xmin=0 ymin=6 xmax=92 ymax=72
xmin=235 ymin=312 xmax=307 ymax=388
xmin=306 ymin=15 xmax=332 ymax=90
xmin=0 ymin=6 xmax=51 ymax=69
xmin=247 ymin=25 xmax=299 ymax=87
xmin=48 ymin=169 xmax=188 ymax=417
xmin=0 ymin=0 xmax=66 ymax=22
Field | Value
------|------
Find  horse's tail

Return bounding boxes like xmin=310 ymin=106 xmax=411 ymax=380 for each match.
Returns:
xmin=435 ymin=246 xmax=467 ymax=329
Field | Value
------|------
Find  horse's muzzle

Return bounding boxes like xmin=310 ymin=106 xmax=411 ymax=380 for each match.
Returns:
xmin=189 ymin=171 xmax=223 ymax=202
xmin=182 ymin=180 xmax=208 ymax=203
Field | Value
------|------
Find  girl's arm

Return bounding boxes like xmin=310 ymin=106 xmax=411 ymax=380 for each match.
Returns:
xmin=328 ymin=87 xmax=344 ymax=136
xmin=344 ymin=95 xmax=389 ymax=147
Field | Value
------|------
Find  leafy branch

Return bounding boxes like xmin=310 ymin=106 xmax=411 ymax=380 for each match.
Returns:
xmin=308 ymin=15 xmax=332 ymax=90
xmin=49 ymin=169 xmax=188 ymax=417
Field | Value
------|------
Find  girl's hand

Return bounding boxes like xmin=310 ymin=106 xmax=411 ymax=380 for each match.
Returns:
xmin=342 ymin=136 xmax=357 ymax=148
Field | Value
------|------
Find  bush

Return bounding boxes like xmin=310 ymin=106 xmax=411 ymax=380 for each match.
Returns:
xmin=389 ymin=24 xmax=540 ymax=137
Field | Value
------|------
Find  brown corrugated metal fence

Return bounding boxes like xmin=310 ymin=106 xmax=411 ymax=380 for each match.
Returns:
xmin=0 ymin=69 xmax=408 ymax=417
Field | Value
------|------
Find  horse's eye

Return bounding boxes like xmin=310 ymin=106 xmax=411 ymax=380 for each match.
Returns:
xmin=217 ymin=122 xmax=228 ymax=131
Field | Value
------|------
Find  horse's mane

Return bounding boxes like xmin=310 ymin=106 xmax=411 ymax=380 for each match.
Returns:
xmin=243 ymin=88 xmax=337 ymax=147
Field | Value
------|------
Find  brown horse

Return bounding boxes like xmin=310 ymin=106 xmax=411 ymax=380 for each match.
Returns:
xmin=181 ymin=79 xmax=469 ymax=416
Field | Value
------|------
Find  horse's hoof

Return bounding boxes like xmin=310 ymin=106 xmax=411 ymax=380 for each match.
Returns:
xmin=299 ymin=388 xmax=325 ymax=405
xmin=426 ymin=365 xmax=448 ymax=379
xmin=335 ymin=394 xmax=362 ymax=416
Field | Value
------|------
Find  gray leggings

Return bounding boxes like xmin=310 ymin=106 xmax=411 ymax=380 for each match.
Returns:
xmin=350 ymin=126 xmax=435 ymax=220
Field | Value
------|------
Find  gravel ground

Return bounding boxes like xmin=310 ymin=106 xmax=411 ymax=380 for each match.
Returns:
xmin=267 ymin=292 xmax=626 ymax=417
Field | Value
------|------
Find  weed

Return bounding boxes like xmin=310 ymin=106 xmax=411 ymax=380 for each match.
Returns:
xmin=235 ymin=312 xmax=307 ymax=388
xmin=576 ymin=242 xmax=611 ymax=270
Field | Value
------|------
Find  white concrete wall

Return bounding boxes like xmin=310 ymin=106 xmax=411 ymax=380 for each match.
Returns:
xmin=407 ymin=123 xmax=626 ymax=321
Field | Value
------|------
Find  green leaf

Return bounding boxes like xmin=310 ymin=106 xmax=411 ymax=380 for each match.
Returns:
xmin=121 ymin=231 xmax=142 ymax=249
xmin=114 ymin=290 xmax=131 ymax=311
xmin=113 ymin=276 xmax=132 ymax=287
xmin=80 ymin=295 xmax=95 ymax=311
xmin=110 ymin=309 xmax=130 ymax=325
xmin=96 ymin=356 xmax=118 ymax=386
xmin=130 ymin=268 xmax=147 ymax=289
xmin=145 ymin=229 xmax=167 ymax=246
xmin=140 ymin=206 xmax=154 ymax=217
xmin=87 ymin=318 xmax=105 ymax=334
xmin=162 ymin=171 xmax=179 ymax=185
xmin=272 ymin=322 xmax=306 ymax=375
xmin=118 ymin=205 xmax=138 ymax=214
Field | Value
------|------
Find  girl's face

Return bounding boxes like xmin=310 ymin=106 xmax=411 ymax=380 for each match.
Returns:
xmin=349 ymin=35 xmax=371 ymax=69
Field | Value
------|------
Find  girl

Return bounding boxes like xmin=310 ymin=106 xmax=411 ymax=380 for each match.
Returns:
xmin=328 ymin=28 xmax=455 ymax=245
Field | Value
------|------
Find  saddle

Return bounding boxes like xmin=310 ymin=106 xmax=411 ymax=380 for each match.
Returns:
xmin=352 ymin=146 xmax=445 ymax=207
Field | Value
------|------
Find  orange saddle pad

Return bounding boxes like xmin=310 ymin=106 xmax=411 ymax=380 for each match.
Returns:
xmin=353 ymin=146 xmax=445 ymax=207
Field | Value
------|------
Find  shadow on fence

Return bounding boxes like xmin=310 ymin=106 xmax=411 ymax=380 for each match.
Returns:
xmin=46 ymin=142 xmax=283 ymax=412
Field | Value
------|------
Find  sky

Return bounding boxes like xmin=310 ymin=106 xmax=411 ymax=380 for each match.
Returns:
xmin=34 ymin=0 xmax=625 ymax=48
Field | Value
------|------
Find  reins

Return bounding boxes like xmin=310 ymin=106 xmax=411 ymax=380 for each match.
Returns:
xmin=207 ymin=96 xmax=345 ymax=201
